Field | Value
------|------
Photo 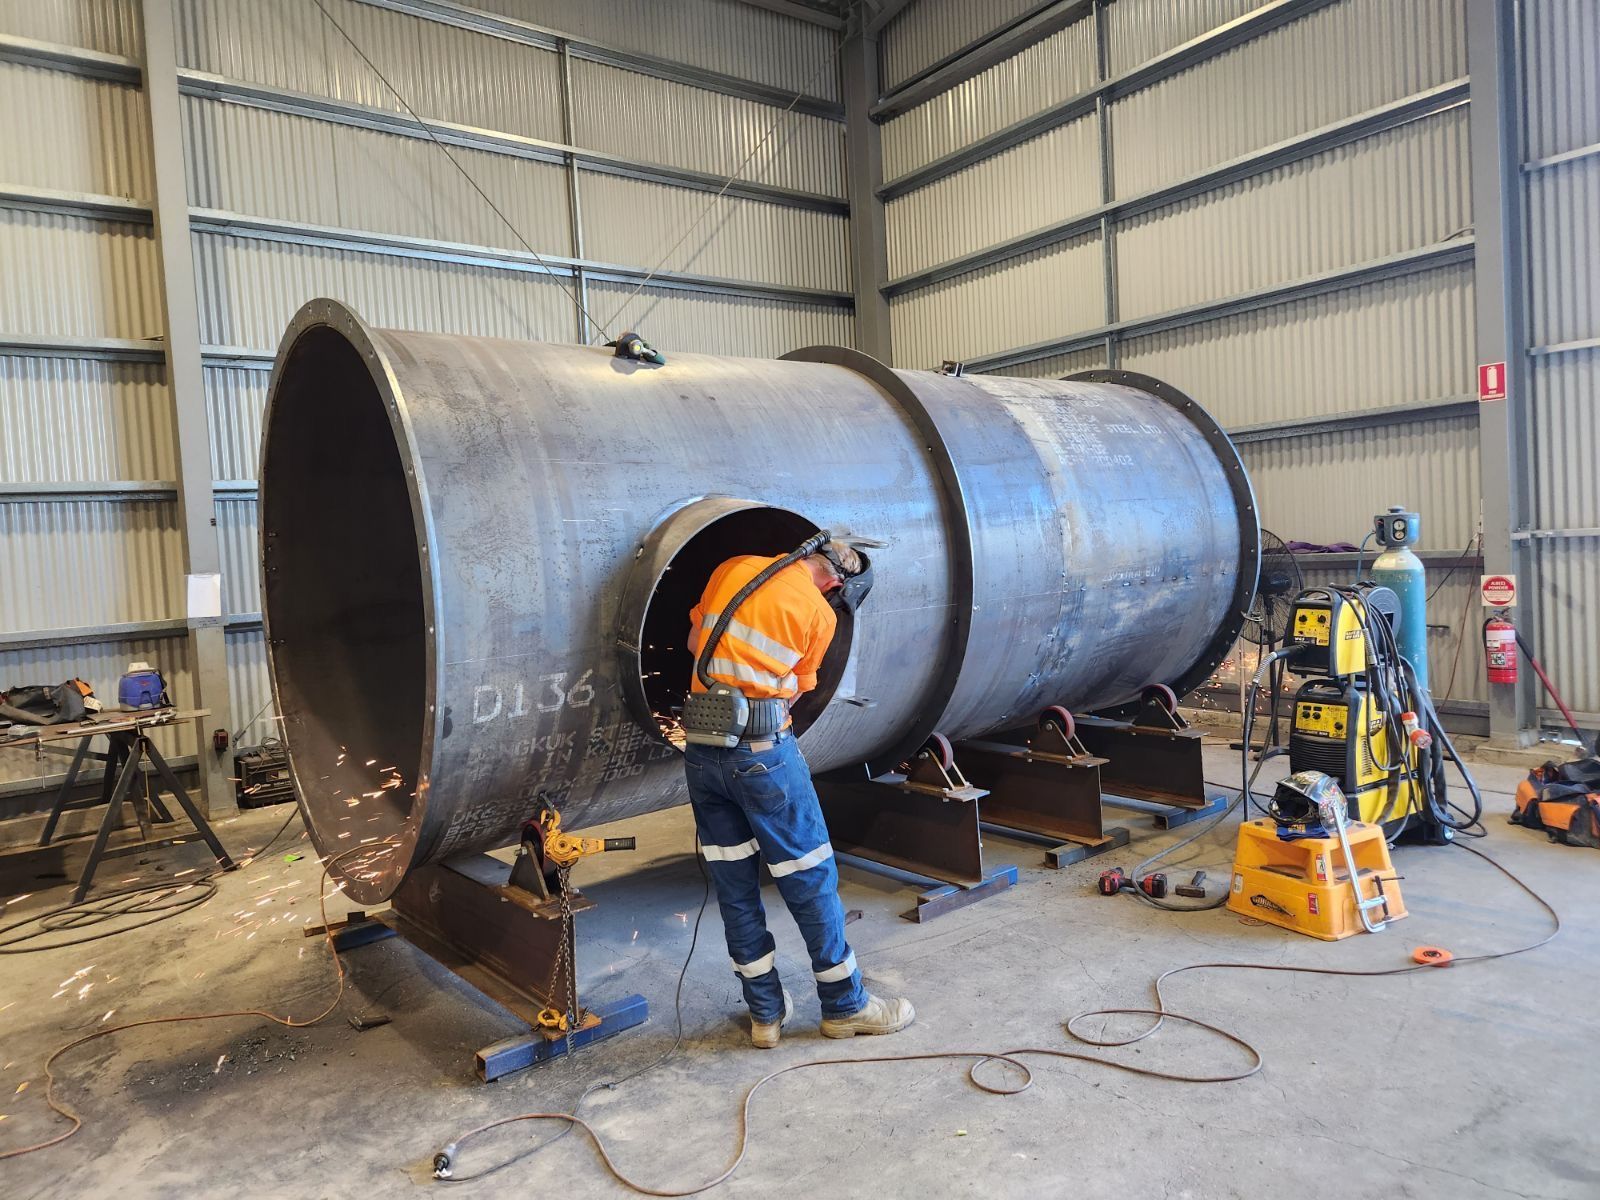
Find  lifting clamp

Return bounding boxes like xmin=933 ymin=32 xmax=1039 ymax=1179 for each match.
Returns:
xmin=506 ymin=797 xmax=638 ymax=1036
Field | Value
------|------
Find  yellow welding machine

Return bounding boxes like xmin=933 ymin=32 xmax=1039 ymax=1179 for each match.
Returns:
xmin=1226 ymin=818 xmax=1407 ymax=940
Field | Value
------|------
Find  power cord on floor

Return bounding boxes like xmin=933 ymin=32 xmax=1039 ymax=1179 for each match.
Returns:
xmin=436 ymin=836 xmax=716 ymax=1185
xmin=428 ymin=839 xmax=1558 ymax=1196
xmin=0 ymin=804 xmax=304 ymax=954
xmin=0 ymin=834 xmax=373 ymax=1161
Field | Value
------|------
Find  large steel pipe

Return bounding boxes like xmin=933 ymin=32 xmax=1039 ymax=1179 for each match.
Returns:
xmin=260 ymin=299 xmax=1258 ymax=902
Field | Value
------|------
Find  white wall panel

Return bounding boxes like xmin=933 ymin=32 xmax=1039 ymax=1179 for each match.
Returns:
xmin=205 ymin=366 xmax=270 ymax=483
xmin=882 ymin=18 xmax=1098 ymax=179
xmin=1109 ymin=0 xmax=1465 ymax=197
xmin=571 ymin=60 xmax=845 ymax=198
xmin=0 ymin=500 xmax=184 ymax=632
xmin=880 ymin=0 xmax=1040 ymax=92
xmin=226 ymin=628 xmax=277 ymax=747
xmin=886 ymin=116 xmax=1100 ymax=278
xmin=191 ymin=233 xmax=576 ymax=351
xmin=0 ymin=210 xmax=161 ymax=340
xmin=1530 ymin=538 xmax=1600 ymax=713
xmin=0 ymin=356 xmax=174 ymax=483
xmin=216 ymin=496 xmax=259 ymax=617
xmin=1102 ymin=0 xmax=1267 ymax=75
xmin=1520 ymin=0 xmax=1600 ymax=160
xmin=1530 ymin=350 xmax=1600 ymax=530
xmin=0 ymin=0 xmax=142 ymax=57
xmin=1239 ymin=415 xmax=1479 ymax=551
xmin=581 ymin=174 xmax=848 ymax=292
xmin=0 ymin=63 xmax=151 ymax=200
xmin=1118 ymin=264 xmax=1474 ymax=429
xmin=473 ymin=0 xmax=839 ymax=99
xmin=1116 ymin=110 xmax=1470 ymax=319
xmin=1525 ymin=157 xmax=1600 ymax=350
xmin=889 ymin=235 xmax=1104 ymax=368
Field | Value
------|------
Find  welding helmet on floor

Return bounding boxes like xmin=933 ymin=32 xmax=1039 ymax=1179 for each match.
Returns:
xmin=1269 ymin=769 xmax=1348 ymax=833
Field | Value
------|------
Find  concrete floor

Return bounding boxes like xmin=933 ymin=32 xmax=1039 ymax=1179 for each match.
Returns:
xmin=2 ymin=742 xmax=1595 ymax=1199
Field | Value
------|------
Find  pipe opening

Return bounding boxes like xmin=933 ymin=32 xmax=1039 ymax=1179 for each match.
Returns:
xmin=627 ymin=505 xmax=852 ymax=748
xmin=260 ymin=324 xmax=427 ymax=898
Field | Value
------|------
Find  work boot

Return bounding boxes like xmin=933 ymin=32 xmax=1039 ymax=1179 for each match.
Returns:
xmin=820 ymin=994 xmax=915 ymax=1039
xmin=751 ymin=988 xmax=794 ymax=1049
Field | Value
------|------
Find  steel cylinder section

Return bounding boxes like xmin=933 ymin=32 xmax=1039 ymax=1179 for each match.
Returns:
xmin=259 ymin=299 xmax=1257 ymax=902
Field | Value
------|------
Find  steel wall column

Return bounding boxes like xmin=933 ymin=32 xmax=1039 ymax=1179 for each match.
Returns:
xmin=139 ymin=0 xmax=237 ymax=813
xmin=557 ymin=39 xmax=592 ymax=344
xmin=843 ymin=24 xmax=891 ymax=361
xmin=1467 ymin=0 xmax=1535 ymax=744
xmin=1092 ymin=0 xmax=1117 ymax=368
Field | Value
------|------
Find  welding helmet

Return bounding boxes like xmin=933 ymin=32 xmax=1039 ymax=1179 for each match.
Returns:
xmin=1269 ymin=769 xmax=1348 ymax=831
xmin=817 ymin=537 xmax=880 ymax=616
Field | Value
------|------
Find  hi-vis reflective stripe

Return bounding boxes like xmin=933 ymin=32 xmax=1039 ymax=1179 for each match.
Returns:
xmin=768 ymin=842 xmax=834 ymax=877
xmin=732 ymin=951 xmax=775 ymax=978
xmin=700 ymin=610 xmax=804 ymax=670
xmin=701 ymin=839 xmax=759 ymax=863
xmin=814 ymin=951 xmax=857 ymax=983
xmin=706 ymin=657 xmax=798 ymax=693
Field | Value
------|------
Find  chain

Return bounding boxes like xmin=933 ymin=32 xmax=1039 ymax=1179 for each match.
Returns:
xmin=553 ymin=861 xmax=579 ymax=1063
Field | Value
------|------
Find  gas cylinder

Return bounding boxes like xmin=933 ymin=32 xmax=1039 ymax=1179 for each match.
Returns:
xmin=1369 ymin=506 xmax=1428 ymax=693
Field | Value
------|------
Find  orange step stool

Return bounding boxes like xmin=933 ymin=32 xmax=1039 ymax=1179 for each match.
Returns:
xmin=1226 ymin=817 xmax=1406 ymax=940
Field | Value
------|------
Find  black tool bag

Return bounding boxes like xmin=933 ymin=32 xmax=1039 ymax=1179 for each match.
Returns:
xmin=0 ymin=680 xmax=90 ymax=726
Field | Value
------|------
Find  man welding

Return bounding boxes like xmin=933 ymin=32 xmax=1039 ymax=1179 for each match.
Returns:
xmin=682 ymin=536 xmax=915 ymax=1048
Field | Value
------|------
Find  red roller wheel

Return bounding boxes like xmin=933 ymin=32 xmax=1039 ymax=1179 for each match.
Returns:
xmin=921 ymin=731 xmax=955 ymax=771
xmin=1144 ymin=683 xmax=1178 ymax=714
xmin=1039 ymin=705 xmax=1075 ymax=740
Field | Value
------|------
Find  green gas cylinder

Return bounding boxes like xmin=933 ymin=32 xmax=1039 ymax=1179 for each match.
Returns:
xmin=1368 ymin=506 xmax=1428 ymax=693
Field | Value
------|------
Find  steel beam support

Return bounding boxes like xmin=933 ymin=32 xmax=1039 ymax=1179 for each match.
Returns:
xmin=176 ymin=70 xmax=847 ymax=215
xmin=1226 ymin=397 xmax=1479 ymax=444
xmin=357 ymin=0 xmax=843 ymax=118
xmin=186 ymin=208 xmax=851 ymax=308
xmin=0 ymin=613 xmax=262 ymax=654
xmin=137 ymin=0 xmax=236 ymax=816
xmin=1467 ymin=0 xmax=1534 ymax=745
xmin=0 ymin=334 xmax=165 ymax=362
xmin=966 ymin=240 xmax=1474 ymax=373
xmin=733 ymin=0 xmax=844 ymax=31
xmin=0 ymin=185 xmax=151 ymax=223
xmin=871 ymin=0 xmax=1094 ymax=122
xmin=842 ymin=24 xmax=891 ymax=360
xmin=0 ymin=33 xmax=141 ymax=83
xmin=0 ymin=480 xmax=177 ymax=501
xmin=555 ymin=41 xmax=592 ymax=344
xmin=1092 ymin=1 xmax=1118 ymax=367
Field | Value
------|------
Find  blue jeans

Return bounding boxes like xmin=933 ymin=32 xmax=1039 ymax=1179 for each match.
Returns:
xmin=684 ymin=732 xmax=867 ymax=1022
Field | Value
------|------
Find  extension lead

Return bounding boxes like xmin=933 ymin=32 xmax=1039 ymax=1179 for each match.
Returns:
xmin=428 ymin=840 xmax=1558 ymax=1194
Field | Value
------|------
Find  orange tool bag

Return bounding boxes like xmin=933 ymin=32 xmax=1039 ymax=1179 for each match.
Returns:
xmin=1511 ymin=758 xmax=1600 ymax=848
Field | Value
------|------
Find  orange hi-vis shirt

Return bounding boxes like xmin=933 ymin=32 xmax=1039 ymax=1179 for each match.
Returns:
xmin=688 ymin=555 xmax=837 ymax=700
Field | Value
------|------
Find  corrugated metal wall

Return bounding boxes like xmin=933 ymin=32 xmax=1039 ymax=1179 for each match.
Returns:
xmin=878 ymin=0 xmax=1489 ymax=712
xmin=0 ymin=0 xmax=846 ymax=801
xmin=1520 ymin=0 xmax=1600 ymax=713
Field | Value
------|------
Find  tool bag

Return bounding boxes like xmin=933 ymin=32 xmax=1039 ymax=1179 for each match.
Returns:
xmin=1511 ymin=758 xmax=1600 ymax=848
xmin=0 ymin=679 xmax=94 ymax=726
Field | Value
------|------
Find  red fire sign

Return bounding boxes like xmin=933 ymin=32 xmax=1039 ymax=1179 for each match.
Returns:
xmin=1479 ymin=362 xmax=1507 ymax=402
xmin=1481 ymin=574 xmax=1518 ymax=608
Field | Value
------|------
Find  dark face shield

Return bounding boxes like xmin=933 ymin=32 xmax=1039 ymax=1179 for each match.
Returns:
xmin=827 ymin=554 xmax=874 ymax=615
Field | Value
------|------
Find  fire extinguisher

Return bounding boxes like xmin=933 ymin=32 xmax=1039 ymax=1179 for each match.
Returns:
xmin=1484 ymin=615 xmax=1518 ymax=685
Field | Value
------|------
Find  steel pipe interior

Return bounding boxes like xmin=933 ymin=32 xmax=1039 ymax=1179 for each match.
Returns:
xmin=260 ymin=299 xmax=1258 ymax=903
